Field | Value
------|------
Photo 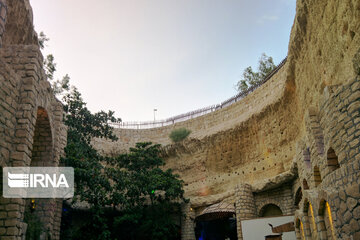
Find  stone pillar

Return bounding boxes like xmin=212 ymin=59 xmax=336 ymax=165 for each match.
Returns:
xmin=0 ymin=197 xmax=26 ymax=239
xmin=235 ymin=183 xmax=257 ymax=240
xmin=181 ymin=203 xmax=196 ymax=240
xmin=0 ymin=0 xmax=7 ymax=48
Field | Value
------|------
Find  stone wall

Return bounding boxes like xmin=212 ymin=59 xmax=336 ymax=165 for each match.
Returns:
xmin=0 ymin=0 xmax=6 ymax=48
xmin=254 ymin=184 xmax=294 ymax=216
xmin=0 ymin=0 xmax=67 ymax=239
xmin=95 ymin=62 xmax=301 ymax=207
xmin=294 ymin=76 xmax=360 ymax=239
xmin=0 ymin=0 xmax=358 ymax=239
xmin=94 ymin=0 xmax=360 ymax=239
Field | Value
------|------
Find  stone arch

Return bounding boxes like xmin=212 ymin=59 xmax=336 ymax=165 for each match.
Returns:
xmin=303 ymin=198 xmax=309 ymax=213
xmin=303 ymin=147 xmax=311 ymax=169
xmin=303 ymin=198 xmax=317 ymax=239
xmin=327 ymin=147 xmax=340 ymax=172
xmin=318 ymin=199 xmax=336 ymax=240
xmin=306 ymin=108 xmax=325 ymax=156
xmin=302 ymin=179 xmax=309 ymax=190
xmin=294 ymin=187 xmax=302 ymax=209
xmin=24 ymin=107 xmax=57 ymax=239
xmin=313 ymin=166 xmax=322 ymax=187
xmin=259 ymin=203 xmax=283 ymax=217
xmin=30 ymin=107 xmax=54 ymax=166
xmin=295 ymin=218 xmax=306 ymax=240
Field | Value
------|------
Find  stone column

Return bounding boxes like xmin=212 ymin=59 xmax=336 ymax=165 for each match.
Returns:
xmin=0 ymin=0 xmax=7 ymax=48
xmin=235 ymin=183 xmax=257 ymax=240
xmin=181 ymin=203 xmax=196 ymax=240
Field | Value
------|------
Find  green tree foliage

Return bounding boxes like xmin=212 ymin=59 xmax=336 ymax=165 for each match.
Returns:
xmin=63 ymin=143 xmax=185 ymax=240
xmin=236 ymin=53 xmax=276 ymax=92
xmin=169 ymin=128 xmax=191 ymax=143
xmin=60 ymin=87 xmax=121 ymax=239
xmin=38 ymin=31 xmax=49 ymax=50
xmin=38 ymin=32 xmax=70 ymax=96
xmin=108 ymin=142 xmax=185 ymax=240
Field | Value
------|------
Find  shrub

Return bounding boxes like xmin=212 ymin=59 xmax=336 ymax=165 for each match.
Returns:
xmin=169 ymin=128 xmax=191 ymax=143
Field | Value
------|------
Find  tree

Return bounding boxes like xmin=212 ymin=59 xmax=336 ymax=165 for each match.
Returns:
xmin=38 ymin=32 xmax=71 ymax=96
xmin=64 ymin=142 xmax=186 ymax=240
xmin=38 ymin=32 xmax=121 ymax=239
xmin=108 ymin=142 xmax=186 ymax=240
xmin=236 ymin=53 xmax=276 ymax=92
xmin=60 ymin=87 xmax=121 ymax=239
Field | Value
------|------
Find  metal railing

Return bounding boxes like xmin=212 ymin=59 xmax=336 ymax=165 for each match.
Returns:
xmin=111 ymin=57 xmax=287 ymax=129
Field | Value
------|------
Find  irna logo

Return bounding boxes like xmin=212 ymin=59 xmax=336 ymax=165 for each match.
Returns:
xmin=3 ymin=167 xmax=74 ymax=198
xmin=8 ymin=172 xmax=69 ymax=188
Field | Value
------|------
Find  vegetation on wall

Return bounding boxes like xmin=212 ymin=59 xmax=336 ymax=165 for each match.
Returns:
xmin=169 ymin=128 xmax=191 ymax=143
xmin=236 ymin=53 xmax=276 ymax=92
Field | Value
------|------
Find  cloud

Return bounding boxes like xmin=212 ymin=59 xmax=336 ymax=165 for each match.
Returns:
xmin=257 ymin=15 xmax=280 ymax=24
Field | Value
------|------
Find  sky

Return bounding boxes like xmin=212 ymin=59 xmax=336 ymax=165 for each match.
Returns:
xmin=30 ymin=0 xmax=296 ymax=122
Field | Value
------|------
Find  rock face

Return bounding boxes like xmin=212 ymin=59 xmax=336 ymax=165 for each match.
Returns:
xmin=96 ymin=0 xmax=360 ymax=239
xmin=0 ymin=0 xmax=359 ymax=239
xmin=0 ymin=0 xmax=67 ymax=239
xmin=96 ymin=64 xmax=301 ymax=204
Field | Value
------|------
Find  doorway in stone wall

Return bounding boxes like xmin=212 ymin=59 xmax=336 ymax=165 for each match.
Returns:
xmin=24 ymin=107 xmax=56 ymax=240
xmin=195 ymin=202 xmax=237 ymax=240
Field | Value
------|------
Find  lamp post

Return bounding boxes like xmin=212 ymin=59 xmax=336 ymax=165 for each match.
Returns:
xmin=153 ymin=109 xmax=157 ymax=122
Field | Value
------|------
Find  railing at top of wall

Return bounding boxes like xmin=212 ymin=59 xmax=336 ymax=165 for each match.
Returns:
xmin=111 ymin=57 xmax=287 ymax=129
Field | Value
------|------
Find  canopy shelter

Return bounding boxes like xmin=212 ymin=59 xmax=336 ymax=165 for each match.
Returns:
xmin=196 ymin=202 xmax=235 ymax=221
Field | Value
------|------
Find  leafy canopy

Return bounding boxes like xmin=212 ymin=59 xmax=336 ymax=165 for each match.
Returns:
xmin=236 ymin=53 xmax=276 ymax=92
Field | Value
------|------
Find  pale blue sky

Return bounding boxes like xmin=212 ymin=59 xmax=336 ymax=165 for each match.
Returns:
xmin=30 ymin=0 xmax=296 ymax=121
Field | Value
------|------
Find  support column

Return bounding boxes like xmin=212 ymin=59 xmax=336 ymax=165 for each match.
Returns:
xmin=181 ymin=203 xmax=196 ymax=240
xmin=0 ymin=0 xmax=7 ymax=48
xmin=235 ymin=183 xmax=257 ymax=240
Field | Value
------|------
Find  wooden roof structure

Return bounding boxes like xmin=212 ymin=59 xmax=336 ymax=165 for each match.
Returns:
xmin=196 ymin=202 xmax=235 ymax=221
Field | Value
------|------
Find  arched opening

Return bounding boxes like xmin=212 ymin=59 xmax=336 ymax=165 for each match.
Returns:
xmin=327 ymin=147 xmax=340 ymax=172
xmin=195 ymin=202 xmax=237 ymax=240
xmin=259 ymin=204 xmax=283 ymax=217
xmin=294 ymin=187 xmax=303 ymax=209
xmin=296 ymin=218 xmax=305 ymax=240
xmin=303 ymin=147 xmax=311 ymax=169
xmin=313 ymin=166 xmax=322 ymax=187
xmin=304 ymin=200 xmax=317 ymax=238
xmin=24 ymin=107 xmax=55 ymax=239
xmin=319 ymin=200 xmax=336 ymax=239
xmin=303 ymin=179 xmax=309 ymax=190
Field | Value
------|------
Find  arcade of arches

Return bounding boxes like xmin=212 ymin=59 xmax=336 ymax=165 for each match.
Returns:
xmin=1 ymin=0 xmax=360 ymax=239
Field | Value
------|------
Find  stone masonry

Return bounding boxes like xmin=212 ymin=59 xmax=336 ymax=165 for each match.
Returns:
xmin=0 ymin=0 xmax=67 ymax=239
xmin=0 ymin=0 xmax=359 ymax=239
xmin=95 ymin=0 xmax=360 ymax=239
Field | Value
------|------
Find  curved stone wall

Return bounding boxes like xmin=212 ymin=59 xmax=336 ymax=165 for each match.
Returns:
xmin=95 ymin=58 xmax=302 ymax=208
xmin=95 ymin=0 xmax=360 ymax=238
